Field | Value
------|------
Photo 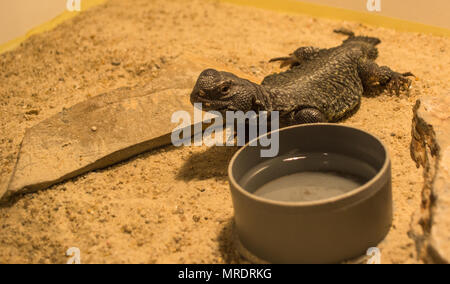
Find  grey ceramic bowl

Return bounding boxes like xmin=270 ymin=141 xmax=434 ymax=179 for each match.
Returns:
xmin=228 ymin=123 xmax=392 ymax=264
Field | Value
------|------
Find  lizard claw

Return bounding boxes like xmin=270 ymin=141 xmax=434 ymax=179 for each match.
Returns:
xmin=387 ymin=73 xmax=413 ymax=96
xmin=269 ymin=55 xmax=297 ymax=69
xmin=401 ymin=72 xmax=415 ymax=77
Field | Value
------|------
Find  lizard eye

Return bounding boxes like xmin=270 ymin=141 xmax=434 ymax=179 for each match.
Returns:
xmin=221 ymin=85 xmax=230 ymax=94
xmin=219 ymin=81 xmax=232 ymax=95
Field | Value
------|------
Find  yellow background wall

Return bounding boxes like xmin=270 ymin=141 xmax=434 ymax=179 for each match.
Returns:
xmin=301 ymin=0 xmax=449 ymax=30
xmin=0 ymin=0 xmax=66 ymax=45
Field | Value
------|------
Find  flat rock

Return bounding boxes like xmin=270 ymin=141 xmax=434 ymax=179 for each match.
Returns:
xmin=1 ymin=54 xmax=259 ymax=202
xmin=410 ymin=93 xmax=450 ymax=263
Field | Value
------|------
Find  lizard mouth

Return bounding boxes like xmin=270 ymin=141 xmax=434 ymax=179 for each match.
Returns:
xmin=194 ymin=100 xmax=231 ymax=112
xmin=190 ymin=90 xmax=232 ymax=111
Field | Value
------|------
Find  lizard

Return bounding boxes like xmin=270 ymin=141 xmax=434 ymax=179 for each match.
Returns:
xmin=190 ymin=29 xmax=414 ymax=126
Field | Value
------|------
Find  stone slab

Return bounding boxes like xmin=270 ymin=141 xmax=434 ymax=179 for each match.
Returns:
xmin=410 ymin=93 xmax=450 ymax=263
xmin=1 ymin=54 xmax=259 ymax=202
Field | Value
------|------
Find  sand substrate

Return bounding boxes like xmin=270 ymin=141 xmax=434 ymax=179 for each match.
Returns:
xmin=0 ymin=0 xmax=449 ymax=264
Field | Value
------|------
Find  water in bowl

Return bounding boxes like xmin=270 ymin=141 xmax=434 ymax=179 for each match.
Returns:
xmin=239 ymin=151 xmax=378 ymax=203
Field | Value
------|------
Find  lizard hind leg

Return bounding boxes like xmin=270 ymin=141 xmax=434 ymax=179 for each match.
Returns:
xmin=359 ymin=60 xmax=415 ymax=96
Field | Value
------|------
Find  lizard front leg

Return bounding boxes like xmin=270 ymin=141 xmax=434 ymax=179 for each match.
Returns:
xmin=283 ymin=107 xmax=327 ymax=126
xmin=358 ymin=58 xmax=414 ymax=96
xmin=269 ymin=47 xmax=321 ymax=69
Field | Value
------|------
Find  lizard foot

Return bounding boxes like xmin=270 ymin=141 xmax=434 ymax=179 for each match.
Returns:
xmin=387 ymin=72 xmax=414 ymax=96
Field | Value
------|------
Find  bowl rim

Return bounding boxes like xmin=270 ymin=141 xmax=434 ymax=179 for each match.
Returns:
xmin=228 ymin=123 xmax=390 ymax=208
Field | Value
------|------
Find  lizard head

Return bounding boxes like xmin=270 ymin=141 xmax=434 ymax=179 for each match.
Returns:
xmin=190 ymin=69 xmax=260 ymax=114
